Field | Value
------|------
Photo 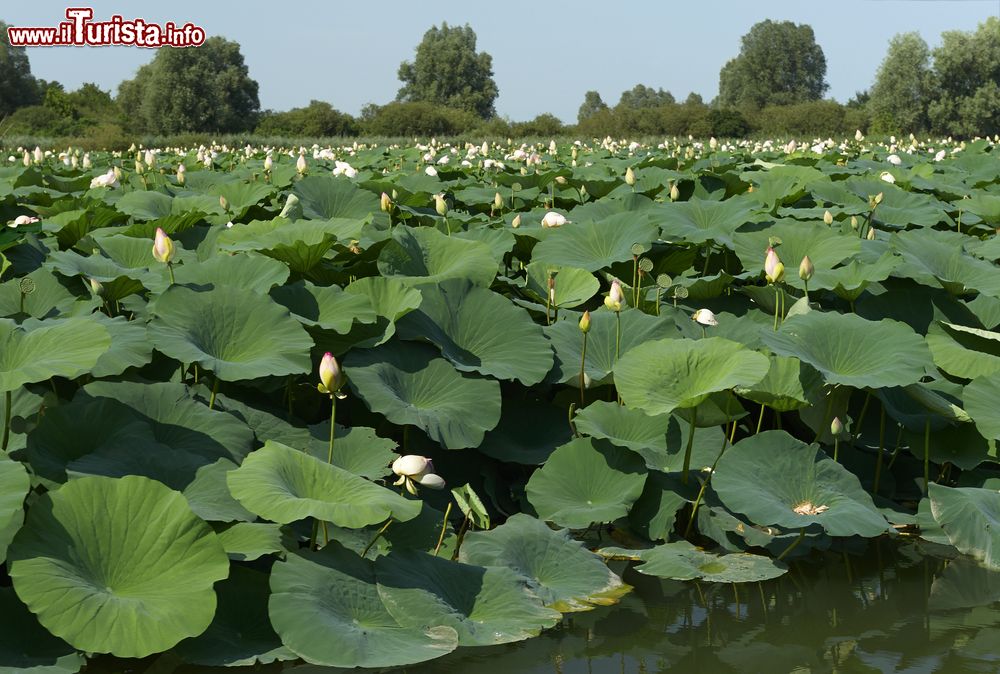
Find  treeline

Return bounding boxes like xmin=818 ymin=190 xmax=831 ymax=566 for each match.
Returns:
xmin=0 ymin=17 xmax=997 ymax=145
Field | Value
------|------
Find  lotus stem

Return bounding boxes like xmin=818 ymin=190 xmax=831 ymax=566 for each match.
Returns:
xmin=803 ymin=278 xmax=809 ymax=304
xmin=923 ymin=417 xmax=931 ymax=495
xmin=1 ymin=390 xmax=9 ymax=452
xmin=579 ymin=332 xmax=588 ymax=407
xmin=684 ymin=426 xmax=729 ymax=537
xmin=362 ymin=518 xmax=393 ymax=558
xmin=772 ymin=286 xmax=780 ymax=331
xmin=326 ymin=395 xmax=337 ymax=464
xmin=434 ymin=501 xmax=453 ymax=556
xmin=167 ymin=262 xmax=175 ymax=286
xmin=833 ymin=437 xmax=839 ymax=462
xmin=814 ymin=387 xmax=835 ymax=443
xmin=615 ymin=312 xmax=622 ymax=405
xmin=777 ymin=528 xmax=806 ymax=561
xmin=681 ymin=406 xmax=698 ymax=485
xmin=853 ymin=390 xmax=872 ymax=449
xmin=756 ymin=404 xmax=765 ymax=434
xmin=208 ymin=377 xmax=219 ymax=410
xmin=451 ymin=512 xmax=471 ymax=561
xmin=872 ymin=405 xmax=886 ymax=496
xmin=632 ymin=256 xmax=639 ymax=306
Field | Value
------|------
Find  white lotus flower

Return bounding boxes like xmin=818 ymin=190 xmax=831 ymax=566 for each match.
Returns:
xmin=89 ymin=170 xmax=118 ymax=189
xmin=934 ymin=150 xmax=946 ymax=162
xmin=541 ymin=211 xmax=568 ymax=228
xmin=855 ymin=129 xmax=864 ymax=141
xmin=879 ymin=171 xmax=896 ymax=184
xmin=425 ymin=166 xmax=438 ymax=177
xmin=692 ymin=308 xmax=718 ymax=326
xmin=887 ymin=154 xmax=901 ymax=165
xmin=8 ymin=214 xmax=39 ymax=228
xmin=391 ymin=455 xmax=445 ymax=495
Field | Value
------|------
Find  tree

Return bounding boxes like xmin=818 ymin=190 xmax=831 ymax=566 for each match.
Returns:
xmin=868 ymin=33 xmax=933 ymax=134
xmin=117 ymin=37 xmax=259 ymax=134
xmin=577 ymin=90 xmax=608 ymax=122
xmin=718 ymin=20 xmax=828 ymax=108
xmin=396 ymin=23 xmax=498 ymax=118
xmin=0 ymin=20 xmax=40 ymax=117
xmin=256 ymin=101 xmax=357 ymax=137
xmin=618 ymin=84 xmax=674 ymax=109
xmin=684 ymin=92 xmax=704 ymax=106
xmin=928 ymin=17 xmax=1000 ymax=136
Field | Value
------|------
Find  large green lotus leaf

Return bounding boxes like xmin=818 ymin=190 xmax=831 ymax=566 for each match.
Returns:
xmin=925 ymin=321 xmax=1000 ymax=379
xmin=8 ymin=475 xmax=229 ymax=658
xmin=113 ymin=190 xmax=175 ymax=220
xmin=761 ymin=312 xmax=933 ymax=389
xmin=262 ymin=419 xmax=397 ymax=480
xmin=891 ymin=229 xmax=1000 ymax=297
xmin=377 ymin=226 xmax=497 ymax=287
xmin=269 ymin=544 xmax=459 ymax=668
xmin=0 ymin=268 xmax=77 ymax=320
xmin=657 ymin=197 xmax=757 ymax=247
xmin=145 ymin=252 xmax=289 ymax=295
xmin=743 ymin=165 xmax=824 ymax=209
xmin=216 ymin=218 xmax=339 ymax=273
xmin=573 ymin=401 xmax=725 ymax=473
xmin=345 ymin=341 xmax=501 ymax=449
xmin=962 ymin=193 xmax=1000 ymax=224
xmin=712 ymin=431 xmax=888 ymax=537
xmin=292 ymin=174 xmax=379 ymax=220
xmin=733 ymin=220 xmax=861 ymax=286
xmin=530 ymin=214 xmax=659 ymax=271
xmin=454 ymin=226 xmax=515 ymax=264
xmin=604 ymin=540 xmax=787 ymax=582
xmin=615 ymin=337 xmax=770 ymax=415
xmin=809 ymin=252 xmax=900 ymax=300
xmin=148 ymin=284 xmax=313 ymax=381
xmin=45 ymin=249 xmax=145 ymax=302
xmin=227 ymin=441 xmax=420 ymax=527
xmin=629 ymin=471 xmax=695 ymax=541
xmin=22 ymin=314 xmax=151 ymax=378
xmin=545 ymin=309 xmax=676 ymax=386
xmin=216 ymin=522 xmax=288 ymax=562
xmin=871 ymin=187 xmax=950 ymax=229
xmin=270 ymin=280 xmax=376 ymax=333
xmin=734 ymin=355 xmax=820 ymax=412
xmin=459 ymin=513 xmax=630 ymax=611
xmin=320 ymin=275 xmax=423 ymax=350
xmin=929 ymin=484 xmax=1000 ymax=569
xmin=182 ymin=458 xmax=255 ymax=522
xmin=375 ymin=550 xmax=561 ymax=646
xmin=209 ymin=181 xmax=275 ymax=215
xmin=0 ymin=452 xmax=28 ymax=564
xmin=0 ymin=587 xmax=84 ymax=674
xmin=27 ymin=381 xmax=254 ymax=484
xmin=173 ymin=565 xmax=294 ymax=667
xmin=525 ymin=437 xmax=646 ymax=529
xmin=397 ymin=279 xmax=553 ymax=385
xmin=524 ymin=262 xmax=599 ymax=308
xmin=0 ymin=317 xmax=110 ymax=392
xmin=965 ymin=373 xmax=1000 ymax=441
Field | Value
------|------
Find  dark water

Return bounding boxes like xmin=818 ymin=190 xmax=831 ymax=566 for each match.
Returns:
xmin=87 ymin=540 xmax=1000 ymax=674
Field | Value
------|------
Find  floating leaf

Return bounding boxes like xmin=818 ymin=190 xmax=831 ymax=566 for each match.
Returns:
xmin=0 ymin=317 xmax=110 ymax=392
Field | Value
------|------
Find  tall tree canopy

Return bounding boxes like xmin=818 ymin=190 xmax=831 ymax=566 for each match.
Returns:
xmin=577 ymin=90 xmax=608 ymax=122
xmin=868 ymin=33 xmax=933 ymax=134
xmin=0 ymin=20 xmax=40 ymax=117
xmin=618 ymin=84 xmax=675 ymax=109
xmin=927 ymin=17 xmax=1000 ymax=136
xmin=117 ymin=37 xmax=259 ymax=134
xmin=396 ymin=23 xmax=498 ymax=119
xmin=718 ymin=20 xmax=828 ymax=108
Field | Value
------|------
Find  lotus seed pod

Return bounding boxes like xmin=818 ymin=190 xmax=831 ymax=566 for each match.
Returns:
xmin=639 ymin=257 xmax=654 ymax=273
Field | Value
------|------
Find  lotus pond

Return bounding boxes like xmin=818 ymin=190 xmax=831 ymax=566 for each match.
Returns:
xmin=0 ymin=135 xmax=999 ymax=671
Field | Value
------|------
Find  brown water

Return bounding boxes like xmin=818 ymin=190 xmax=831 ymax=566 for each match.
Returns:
xmin=84 ymin=540 xmax=1000 ymax=674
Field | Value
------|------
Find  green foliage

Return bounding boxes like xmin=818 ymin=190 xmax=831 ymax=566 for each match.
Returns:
xmin=618 ymin=84 xmax=675 ymax=109
xmin=718 ymin=19 xmax=828 ymax=108
xmin=928 ymin=17 xmax=1000 ymax=136
xmin=117 ymin=37 xmax=260 ymax=134
xmin=0 ymin=21 xmax=40 ymax=117
xmin=256 ymin=101 xmax=357 ymax=137
xmin=868 ymin=33 xmax=933 ymax=134
xmin=396 ymin=23 xmax=498 ymax=119
xmin=577 ymin=90 xmax=608 ymax=122
xmin=362 ymin=101 xmax=479 ymax=136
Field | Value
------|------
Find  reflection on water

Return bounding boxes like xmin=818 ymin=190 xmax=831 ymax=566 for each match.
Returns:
xmin=89 ymin=540 xmax=1000 ymax=674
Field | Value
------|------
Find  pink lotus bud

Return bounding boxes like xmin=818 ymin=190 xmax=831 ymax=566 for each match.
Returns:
xmin=318 ymin=352 xmax=343 ymax=393
xmin=152 ymin=228 xmax=175 ymax=264
xmin=604 ymin=279 xmax=624 ymax=312
xmin=764 ymin=247 xmax=784 ymax=284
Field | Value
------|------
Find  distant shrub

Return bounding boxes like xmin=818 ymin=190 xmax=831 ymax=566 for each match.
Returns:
xmin=361 ymin=102 xmax=479 ymax=136
xmin=255 ymin=101 xmax=357 ymax=137
xmin=510 ymin=114 xmax=565 ymax=137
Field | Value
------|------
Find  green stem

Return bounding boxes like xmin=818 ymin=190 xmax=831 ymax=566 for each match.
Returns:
xmin=834 ymin=437 xmax=840 ymax=462
xmin=579 ymin=333 xmax=588 ymax=407
xmin=803 ymin=278 xmax=809 ymax=304
xmin=1 ymin=390 xmax=10 ymax=452
xmin=814 ymin=387 xmax=835 ymax=443
xmin=361 ymin=519 xmax=393 ymax=558
xmin=681 ymin=406 xmax=698 ymax=485
xmin=756 ymin=404 xmax=765 ymax=434
xmin=772 ymin=285 xmax=780 ymax=331
xmin=684 ymin=427 xmax=729 ymax=537
xmin=873 ymin=405 xmax=886 ymax=496
xmin=923 ymin=417 xmax=931 ymax=495
xmin=852 ymin=390 xmax=872 ymax=450
xmin=777 ymin=528 xmax=806 ymax=561
xmin=167 ymin=262 xmax=175 ymax=286
xmin=434 ymin=502 xmax=453 ymax=555
xmin=632 ymin=257 xmax=639 ymax=306
xmin=327 ymin=395 xmax=337 ymax=464
xmin=208 ymin=376 xmax=219 ymax=410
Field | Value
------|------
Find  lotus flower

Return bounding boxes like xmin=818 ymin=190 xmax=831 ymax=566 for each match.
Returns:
xmin=434 ymin=193 xmax=449 ymax=216
xmin=425 ymin=166 xmax=438 ymax=177
xmin=263 ymin=155 xmax=273 ymax=171
xmin=541 ymin=211 xmax=568 ymax=228
xmin=511 ymin=214 xmax=521 ymax=228
xmin=89 ymin=169 xmax=118 ymax=189
xmin=669 ymin=183 xmax=680 ymax=201
xmin=317 ymin=352 xmax=345 ymax=397
xmin=152 ymin=228 xmax=175 ymax=263
xmin=798 ymin=255 xmax=814 ymax=281
xmin=830 ymin=417 xmax=844 ymax=436
xmin=692 ymin=308 xmax=718 ymax=326
xmin=887 ymin=154 xmax=901 ymax=166
xmin=176 ymin=163 xmax=186 ymax=185
xmin=296 ymin=154 xmax=307 ymax=174
xmin=625 ymin=167 xmax=636 ymax=186
xmin=823 ymin=210 xmax=833 ymax=225
xmin=392 ymin=455 xmax=445 ymax=495
xmin=855 ymin=129 xmax=864 ymax=141
xmin=8 ymin=214 xmax=39 ymax=228
xmin=764 ymin=247 xmax=785 ymax=284
xmin=604 ymin=279 xmax=624 ymax=312
xmin=879 ymin=171 xmax=895 ymax=184
xmin=380 ymin=192 xmax=392 ymax=212
xmin=579 ymin=310 xmax=591 ymax=333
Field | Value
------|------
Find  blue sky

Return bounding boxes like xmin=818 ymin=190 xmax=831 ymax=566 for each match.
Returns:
xmin=5 ymin=1 xmax=997 ymax=122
